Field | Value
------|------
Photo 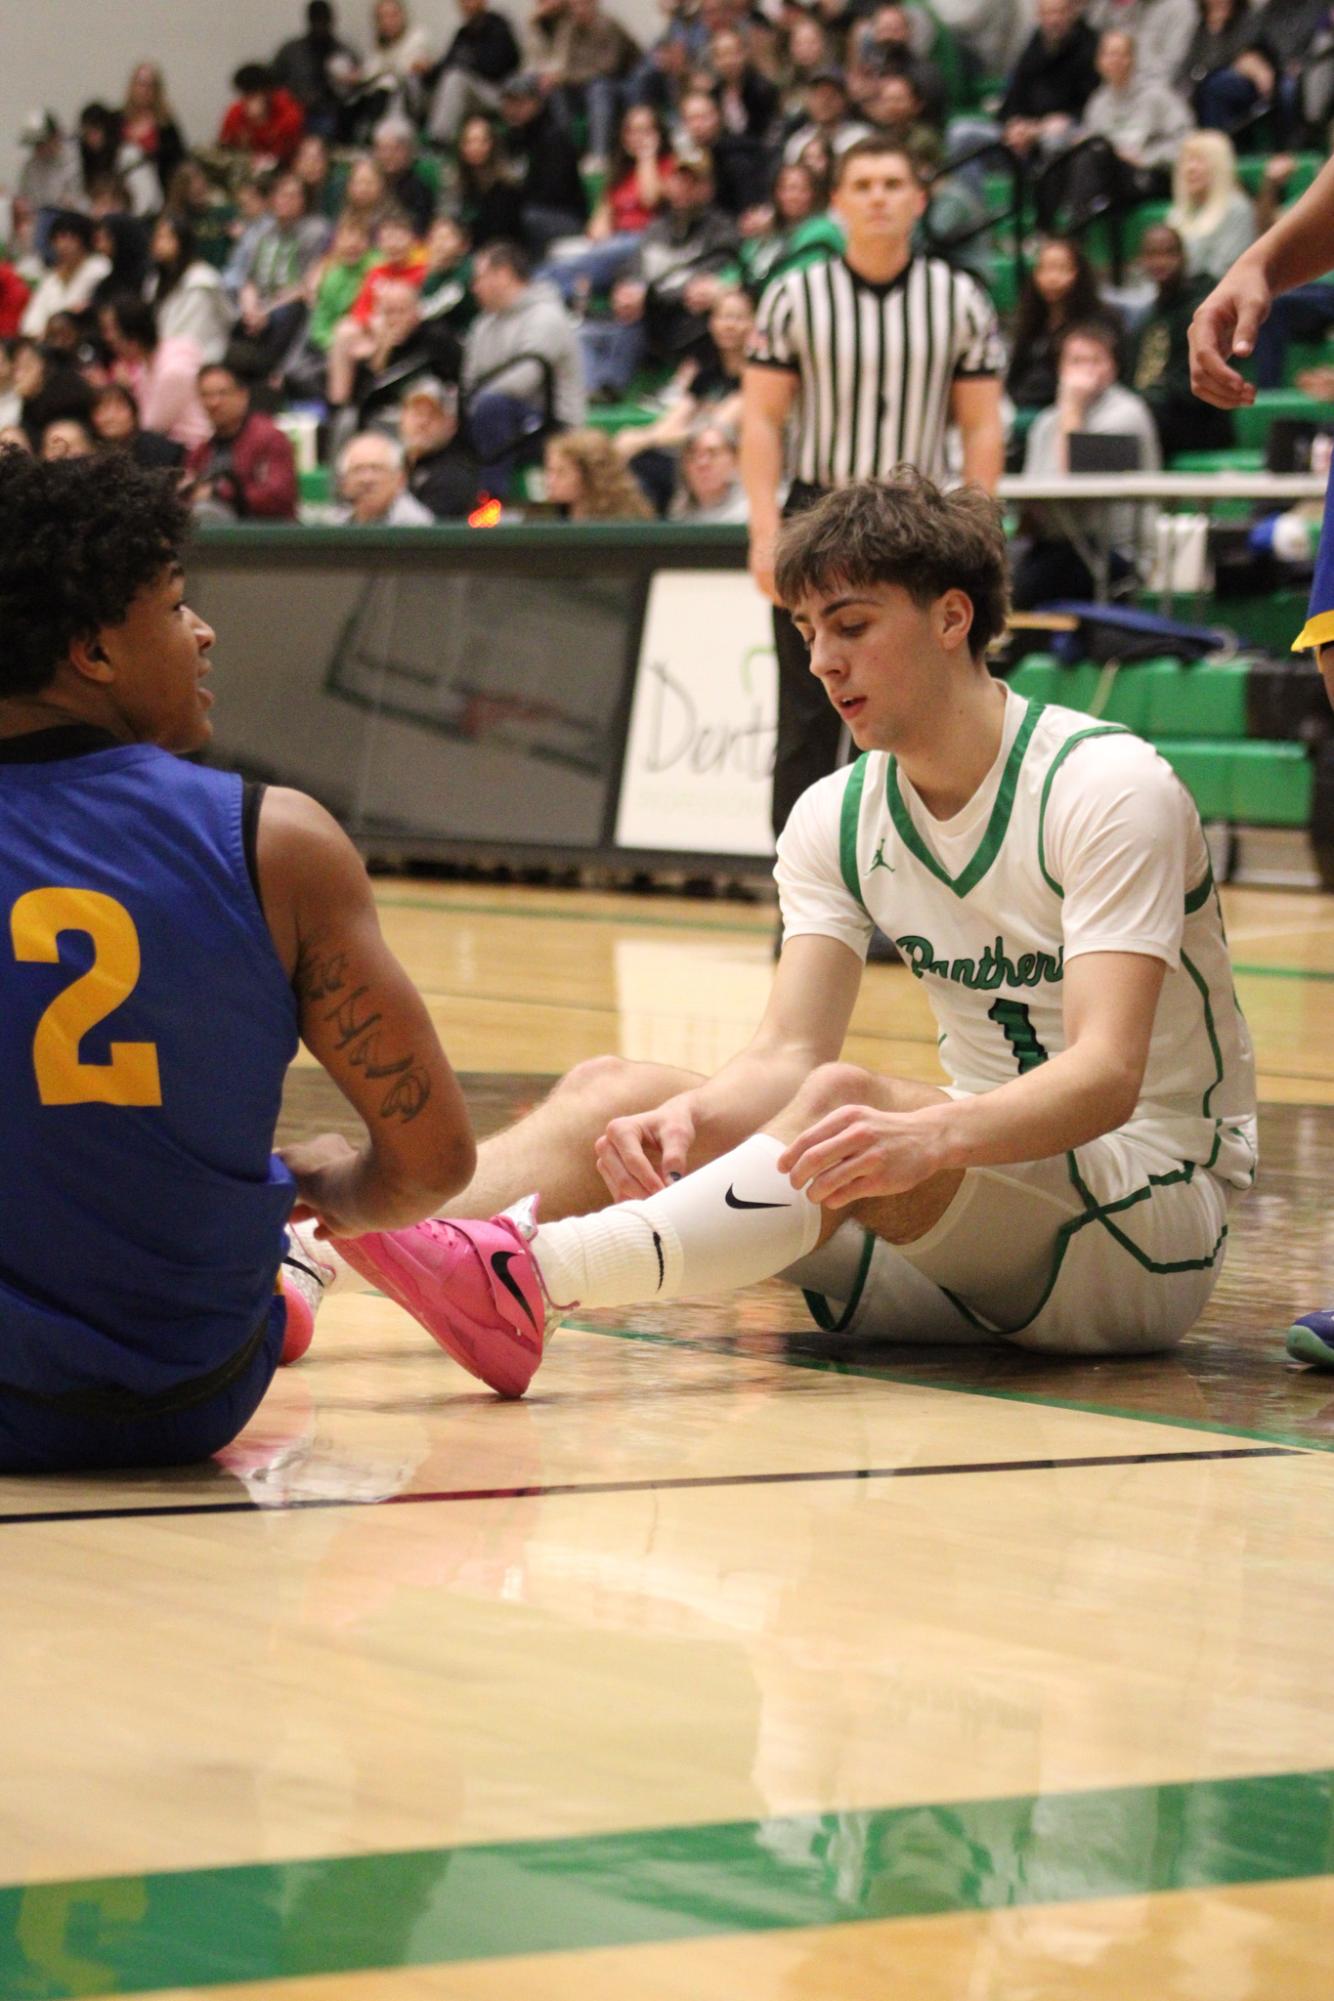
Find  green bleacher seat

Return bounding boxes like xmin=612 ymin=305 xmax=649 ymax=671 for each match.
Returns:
xmin=1155 ymin=740 xmax=1313 ymax=825
xmin=1006 ymin=656 xmax=1309 ymax=825
xmin=1168 ymin=449 xmax=1264 ymax=473
xmin=1122 ymin=200 xmax=1170 ymax=258
xmin=1286 ymin=341 xmax=1334 ymax=383
xmin=1143 ymin=660 xmax=1248 ymax=739
xmin=983 ymin=253 xmax=1020 ymax=317
xmin=1235 ymin=153 xmax=1322 ymax=199
xmin=1234 ymin=388 xmax=1325 ymax=451
xmin=918 ymin=3 xmax=973 ymax=116
xmin=583 ymin=404 xmax=658 ymax=435
xmin=1008 ymin=653 xmax=1061 ymax=703
xmin=298 ymin=466 xmax=331 ymax=504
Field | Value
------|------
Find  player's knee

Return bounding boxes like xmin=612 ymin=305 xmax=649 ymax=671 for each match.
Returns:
xmin=555 ymin=1054 xmax=636 ymax=1106
xmin=796 ymin=1061 xmax=878 ymax=1118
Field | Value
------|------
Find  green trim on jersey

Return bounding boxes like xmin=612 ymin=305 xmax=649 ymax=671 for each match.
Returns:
xmin=885 ymin=699 xmax=1045 ymax=901
xmin=838 ymin=754 xmax=872 ymax=912
xmin=935 ymin=1148 xmax=1229 ymax=1340
xmin=1034 ymin=724 xmax=1129 ymax=897
xmin=1183 ymin=863 xmax=1215 ymax=916
xmin=1066 ymin=1151 xmax=1230 ymax=1276
xmin=1179 ymin=944 xmax=1252 ymax=1178
xmin=802 ymin=1227 xmax=877 ymax=1334
xmin=1037 ymin=728 xmax=1218 ymax=918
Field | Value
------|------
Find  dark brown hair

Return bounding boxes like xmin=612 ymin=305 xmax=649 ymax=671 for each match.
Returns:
xmin=774 ymin=468 xmax=1009 ymax=659
xmin=833 ymin=136 xmax=923 ymax=188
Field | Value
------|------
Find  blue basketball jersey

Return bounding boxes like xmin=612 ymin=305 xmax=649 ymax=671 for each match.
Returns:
xmin=0 ymin=736 xmax=299 ymax=1403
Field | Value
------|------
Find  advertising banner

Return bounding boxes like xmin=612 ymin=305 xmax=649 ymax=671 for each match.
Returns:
xmin=614 ymin=571 xmax=778 ymax=858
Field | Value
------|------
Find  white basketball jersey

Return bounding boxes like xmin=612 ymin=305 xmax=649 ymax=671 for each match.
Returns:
xmin=836 ymin=699 xmax=1258 ymax=1189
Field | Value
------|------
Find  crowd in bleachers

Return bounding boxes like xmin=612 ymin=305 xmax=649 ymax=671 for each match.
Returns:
xmin=0 ymin=0 xmax=1331 ymax=532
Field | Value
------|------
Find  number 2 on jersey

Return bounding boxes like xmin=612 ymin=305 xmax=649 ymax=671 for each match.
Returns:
xmin=10 ymin=888 xmax=162 ymax=1107
xmin=989 ymin=998 xmax=1049 ymax=1075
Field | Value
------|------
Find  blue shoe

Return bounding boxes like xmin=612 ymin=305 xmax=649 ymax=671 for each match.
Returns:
xmin=1287 ymin=1309 xmax=1334 ymax=1367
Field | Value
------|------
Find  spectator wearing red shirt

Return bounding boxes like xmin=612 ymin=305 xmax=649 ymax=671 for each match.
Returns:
xmin=219 ymin=64 xmax=306 ymax=166
xmin=187 ymin=360 xmax=298 ymax=519
xmin=348 ymin=209 xmax=428 ymax=324
xmin=537 ymin=103 xmax=674 ymax=302
xmin=0 ymin=263 xmax=31 ymax=337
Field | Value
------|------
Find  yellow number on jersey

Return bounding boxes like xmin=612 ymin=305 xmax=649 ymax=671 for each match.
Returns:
xmin=10 ymin=888 xmax=163 ymax=1107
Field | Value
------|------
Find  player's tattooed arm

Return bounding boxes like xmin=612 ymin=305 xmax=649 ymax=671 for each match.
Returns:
xmin=296 ymin=944 xmax=433 ymax=1124
xmin=258 ymin=787 xmax=475 ymax=1230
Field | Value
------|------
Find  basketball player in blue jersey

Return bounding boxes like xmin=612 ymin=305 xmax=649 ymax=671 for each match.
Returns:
xmin=0 ymin=450 xmax=475 ymax=1474
xmin=1190 ymin=149 xmax=1334 ymax=1369
xmin=316 ymin=469 xmax=1257 ymax=1394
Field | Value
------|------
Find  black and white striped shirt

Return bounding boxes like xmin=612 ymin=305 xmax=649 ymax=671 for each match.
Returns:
xmin=749 ymin=255 xmax=1004 ymax=488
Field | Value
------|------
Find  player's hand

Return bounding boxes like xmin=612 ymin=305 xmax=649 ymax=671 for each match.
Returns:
xmin=1189 ymin=265 xmax=1270 ymax=409
xmin=595 ymin=1099 xmax=699 ymax=1199
xmin=778 ymin=1104 xmax=952 ymax=1207
xmin=279 ymin=1132 xmax=371 ymax=1239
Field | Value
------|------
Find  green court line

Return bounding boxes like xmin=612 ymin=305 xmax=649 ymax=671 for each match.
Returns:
xmin=3 ymin=1770 xmax=1330 ymax=1997
xmin=1234 ymin=962 xmax=1334 ymax=983
xmin=567 ymin=1321 xmax=1334 ymax=1456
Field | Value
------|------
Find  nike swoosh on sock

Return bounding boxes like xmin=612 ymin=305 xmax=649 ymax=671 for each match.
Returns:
xmin=724 ymin=1187 xmax=792 ymax=1211
xmin=282 ymin=1253 xmax=323 ymax=1285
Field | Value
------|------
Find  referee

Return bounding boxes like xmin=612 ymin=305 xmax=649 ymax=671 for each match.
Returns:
xmin=741 ymin=137 xmax=1004 ymax=851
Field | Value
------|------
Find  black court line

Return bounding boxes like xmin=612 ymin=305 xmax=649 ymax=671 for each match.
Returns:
xmin=0 ymin=1444 xmax=1297 ymax=1527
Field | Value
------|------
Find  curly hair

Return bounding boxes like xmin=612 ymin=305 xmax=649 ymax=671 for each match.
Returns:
xmin=547 ymin=430 xmax=653 ymax=522
xmin=0 ymin=448 xmax=191 ymax=699
xmin=774 ymin=467 xmax=1009 ymax=659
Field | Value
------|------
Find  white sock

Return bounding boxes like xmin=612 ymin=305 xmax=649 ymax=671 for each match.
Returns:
xmin=287 ymin=1218 xmax=361 ymax=1296
xmin=531 ymin=1132 xmax=824 ymax=1311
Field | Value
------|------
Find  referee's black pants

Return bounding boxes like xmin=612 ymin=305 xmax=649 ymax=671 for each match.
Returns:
xmin=771 ymin=480 xmax=841 ymax=842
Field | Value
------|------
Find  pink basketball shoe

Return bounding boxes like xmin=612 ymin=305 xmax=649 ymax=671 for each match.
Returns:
xmin=333 ymin=1209 xmax=551 ymax=1398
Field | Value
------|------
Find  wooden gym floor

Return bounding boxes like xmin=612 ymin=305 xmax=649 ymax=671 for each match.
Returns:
xmin=3 ymin=879 xmax=1334 ymax=1999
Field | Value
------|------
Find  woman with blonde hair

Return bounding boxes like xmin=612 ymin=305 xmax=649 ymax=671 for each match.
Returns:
xmin=1167 ymin=128 xmax=1255 ymax=282
xmin=120 ymin=61 xmax=186 ymax=190
xmin=543 ymin=429 xmax=652 ymax=521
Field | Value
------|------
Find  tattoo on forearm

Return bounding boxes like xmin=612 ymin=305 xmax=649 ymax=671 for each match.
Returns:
xmin=299 ymin=950 xmax=433 ymax=1123
xmin=380 ymin=1068 xmax=432 ymax=1122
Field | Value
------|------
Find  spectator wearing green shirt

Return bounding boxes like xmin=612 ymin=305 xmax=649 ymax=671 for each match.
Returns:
xmin=283 ymin=213 xmax=380 ymax=400
xmin=419 ymin=216 xmax=477 ymax=338
xmin=738 ymin=163 xmax=843 ymax=297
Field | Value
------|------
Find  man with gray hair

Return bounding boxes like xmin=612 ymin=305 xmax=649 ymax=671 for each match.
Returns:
xmin=337 ymin=429 xmax=435 ymax=523
xmin=371 ymin=114 xmax=436 ymax=235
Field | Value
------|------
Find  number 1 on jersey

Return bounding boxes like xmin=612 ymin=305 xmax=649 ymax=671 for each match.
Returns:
xmin=10 ymin=887 xmax=162 ymax=1107
xmin=989 ymin=998 xmax=1049 ymax=1075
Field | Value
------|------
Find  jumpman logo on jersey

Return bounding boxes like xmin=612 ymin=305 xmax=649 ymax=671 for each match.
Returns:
xmin=867 ymin=840 xmax=895 ymax=875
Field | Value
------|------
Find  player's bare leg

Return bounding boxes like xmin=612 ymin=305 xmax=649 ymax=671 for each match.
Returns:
xmin=434 ymin=1055 xmax=709 ymax=1222
xmin=764 ymin=1061 xmax=963 ymax=1247
xmin=330 ymin=1060 xmax=965 ymax=1396
xmin=489 ymin=1060 xmax=962 ymax=1317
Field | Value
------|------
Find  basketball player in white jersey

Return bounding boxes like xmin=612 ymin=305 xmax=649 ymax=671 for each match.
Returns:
xmin=314 ymin=469 xmax=1258 ymax=1391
